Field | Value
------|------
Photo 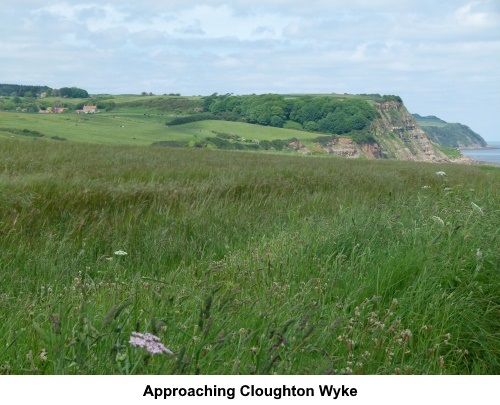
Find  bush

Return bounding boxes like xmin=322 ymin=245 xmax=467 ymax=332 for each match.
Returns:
xmin=380 ymin=95 xmax=403 ymax=103
xmin=304 ymin=121 xmax=320 ymax=132
xmin=270 ymin=115 xmax=284 ymax=128
xmin=351 ymin=131 xmax=377 ymax=145
xmin=283 ymin=120 xmax=303 ymax=130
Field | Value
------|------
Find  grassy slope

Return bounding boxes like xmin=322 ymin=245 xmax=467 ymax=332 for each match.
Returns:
xmin=0 ymin=111 xmax=186 ymax=145
xmin=413 ymin=115 xmax=448 ymax=128
xmin=0 ymin=111 xmax=319 ymax=146
xmin=177 ymin=120 xmax=319 ymax=141
xmin=0 ymin=93 xmax=378 ymax=148
xmin=0 ymin=139 xmax=498 ymax=375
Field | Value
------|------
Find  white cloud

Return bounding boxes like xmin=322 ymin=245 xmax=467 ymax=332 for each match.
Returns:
xmin=453 ymin=1 xmax=498 ymax=27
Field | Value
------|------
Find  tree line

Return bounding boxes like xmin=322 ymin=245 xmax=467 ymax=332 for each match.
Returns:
xmin=197 ymin=93 xmax=378 ymax=135
xmin=0 ymin=84 xmax=89 ymax=98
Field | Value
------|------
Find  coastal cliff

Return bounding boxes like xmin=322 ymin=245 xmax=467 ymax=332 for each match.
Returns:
xmin=316 ymin=101 xmax=451 ymax=163
xmin=412 ymin=114 xmax=488 ymax=149
xmin=372 ymin=101 xmax=449 ymax=162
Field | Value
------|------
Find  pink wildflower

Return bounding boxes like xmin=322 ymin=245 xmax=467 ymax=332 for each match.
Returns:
xmin=129 ymin=332 xmax=173 ymax=355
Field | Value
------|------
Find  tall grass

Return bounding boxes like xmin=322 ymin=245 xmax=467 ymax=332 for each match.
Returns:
xmin=0 ymin=139 xmax=498 ymax=374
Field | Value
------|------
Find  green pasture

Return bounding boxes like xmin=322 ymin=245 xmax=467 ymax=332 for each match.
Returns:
xmin=0 ymin=111 xmax=321 ymax=147
xmin=0 ymin=111 xmax=171 ymax=145
xmin=176 ymin=120 xmax=317 ymax=141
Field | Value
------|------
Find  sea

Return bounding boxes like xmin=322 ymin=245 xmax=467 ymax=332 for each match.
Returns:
xmin=460 ymin=141 xmax=500 ymax=165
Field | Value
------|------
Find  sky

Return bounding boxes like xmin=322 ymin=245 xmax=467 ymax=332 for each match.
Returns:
xmin=1 ymin=0 xmax=499 ymax=141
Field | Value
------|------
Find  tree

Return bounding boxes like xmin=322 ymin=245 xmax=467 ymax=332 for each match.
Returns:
xmin=304 ymin=121 xmax=320 ymax=131
xmin=348 ymin=113 xmax=367 ymax=131
xmin=270 ymin=115 xmax=284 ymax=128
xmin=60 ymin=87 xmax=89 ymax=98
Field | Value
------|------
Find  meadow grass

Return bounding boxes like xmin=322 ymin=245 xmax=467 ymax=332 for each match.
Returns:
xmin=433 ymin=145 xmax=462 ymax=159
xmin=0 ymin=138 xmax=498 ymax=374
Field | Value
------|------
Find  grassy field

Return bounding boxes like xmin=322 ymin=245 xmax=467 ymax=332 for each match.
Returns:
xmin=177 ymin=120 xmax=317 ymax=141
xmin=0 ymin=111 xmax=175 ymax=145
xmin=0 ymin=111 xmax=314 ymax=147
xmin=0 ymin=137 xmax=498 ymax=375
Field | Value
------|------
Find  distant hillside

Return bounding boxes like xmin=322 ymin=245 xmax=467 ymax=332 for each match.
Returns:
xmin=413 ymin=114 xmax=487 ymax=148
xmin=0 ymin=91 xmax=464 ymax=163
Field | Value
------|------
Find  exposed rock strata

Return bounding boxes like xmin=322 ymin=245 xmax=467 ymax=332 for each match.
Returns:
xmin=373 ymin=101 xmax=449 ymax=163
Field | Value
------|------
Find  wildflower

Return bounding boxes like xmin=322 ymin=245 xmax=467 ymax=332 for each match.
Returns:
xmin=114 ymin=250 xmax=128 ymax=256
xmin=129 ymin=332 xmax=173 ymax=355
xmin=422 ymin=185 xmax=431 ymax=189
xmin=431 ymin=216 xmax=445 ymax=226
xmin=435 ymin=171 xmax=446 ymax=176
xmin=476 ymin=248 xmax=483 ymax=259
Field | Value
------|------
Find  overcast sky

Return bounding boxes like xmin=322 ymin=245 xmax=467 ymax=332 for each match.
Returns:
xmin=1 ymin=1 xmax=499 ymax=140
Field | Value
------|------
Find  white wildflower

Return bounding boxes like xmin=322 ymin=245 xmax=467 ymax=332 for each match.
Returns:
xmin=129 ymin=332 xmax=173 ymax=355
xmin=431 ymin=216 xmax=445 ymax=226
xmin=114 ymin=250 xmax=128 ymax=256
xmin=422 ymin=186 xmax=431 ymax=189
xmin=471 ymin=202 xmax=483 ymax=215
xmin=436 ymin=171 xmax=446 ymax=176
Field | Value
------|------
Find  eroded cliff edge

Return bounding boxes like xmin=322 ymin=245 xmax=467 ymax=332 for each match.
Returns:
xmin=313 ymin=100 xmax=453 ymax=163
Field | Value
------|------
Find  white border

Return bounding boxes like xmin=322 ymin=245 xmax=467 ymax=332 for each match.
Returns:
xmin=0 ymin=375 xmax=497 ymax=404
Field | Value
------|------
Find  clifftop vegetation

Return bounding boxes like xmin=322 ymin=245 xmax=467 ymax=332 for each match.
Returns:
xmin=199 ymin=93 xmax=377 ymax=136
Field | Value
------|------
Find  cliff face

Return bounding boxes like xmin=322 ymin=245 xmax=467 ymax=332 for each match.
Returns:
xmin=370 ymin=101 xmax=450 ymax=163
xmin=313 ymin=101 xmax=450 ymax=162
